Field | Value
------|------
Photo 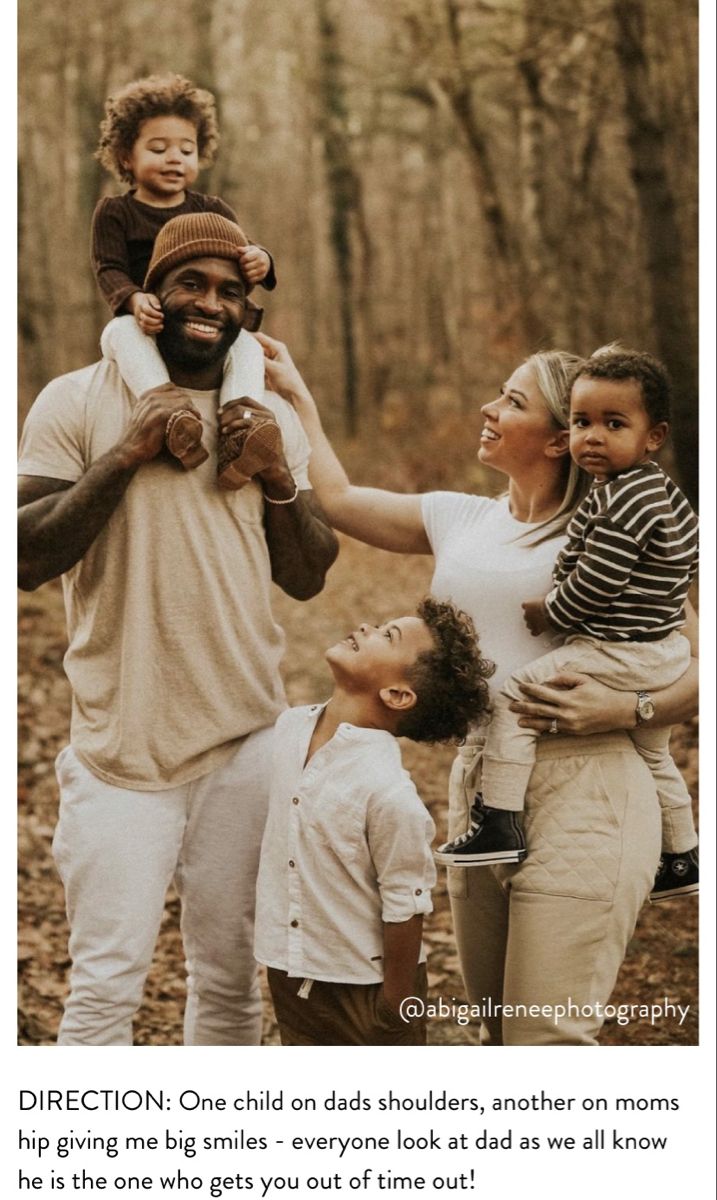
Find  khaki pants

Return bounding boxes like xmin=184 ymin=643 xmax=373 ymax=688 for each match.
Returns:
xmin=481 ymin=630 xmax=695 ymax=853
xmin=267 ymin=965 xmax=428 ymax=1046
xmin=448 ymin=732 xmax=661 ymax=1045
xmin=53 ymin=730 xmax=274 ymax=1046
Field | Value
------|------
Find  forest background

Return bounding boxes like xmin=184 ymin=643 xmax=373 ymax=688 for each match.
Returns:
xmin=18 ymin=0 xmax=700 ymax=1045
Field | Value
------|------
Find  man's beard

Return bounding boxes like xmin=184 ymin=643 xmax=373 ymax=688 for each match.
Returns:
xmin=156 ymin=310 xmax=240 ymax=374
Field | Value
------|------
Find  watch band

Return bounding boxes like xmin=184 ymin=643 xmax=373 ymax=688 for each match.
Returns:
xmin=635 ymin=690 xmax=655 ymax=725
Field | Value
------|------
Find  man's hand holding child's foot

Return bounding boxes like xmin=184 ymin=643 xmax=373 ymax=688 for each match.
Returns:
xmin=217 ymin=397 xmax=286 ymax=490
xmin=129 ymin=383 xmax=208 ymax=471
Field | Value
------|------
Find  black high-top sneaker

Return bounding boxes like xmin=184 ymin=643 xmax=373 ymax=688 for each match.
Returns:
xmin=434 ymin=794 xmax=527 ymax=867
xmin=650 ymin=847 xmax=699 ymax=901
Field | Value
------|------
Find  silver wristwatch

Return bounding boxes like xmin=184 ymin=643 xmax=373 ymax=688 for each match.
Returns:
xmin=635 ymin=690 xmax=656 ymax=725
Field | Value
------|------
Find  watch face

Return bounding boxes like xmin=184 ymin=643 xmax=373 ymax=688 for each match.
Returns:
xmin=638 ymin=697 xmax=655 ymax=720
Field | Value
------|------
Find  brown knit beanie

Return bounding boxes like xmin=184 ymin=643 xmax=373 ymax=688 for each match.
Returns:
xmin=144 ymin=212 xmax=250 ymax=292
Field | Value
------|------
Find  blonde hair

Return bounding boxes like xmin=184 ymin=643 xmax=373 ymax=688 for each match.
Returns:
xmin=523 ymin=349 xmax=591 ymax=541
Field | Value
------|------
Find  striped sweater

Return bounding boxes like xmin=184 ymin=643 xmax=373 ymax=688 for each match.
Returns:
xmin=545 ymin=462 xmax=698 ymax=642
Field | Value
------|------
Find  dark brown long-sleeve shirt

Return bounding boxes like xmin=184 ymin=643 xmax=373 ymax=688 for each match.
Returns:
xmin=91 ymin=190 xmax=277 ymax=314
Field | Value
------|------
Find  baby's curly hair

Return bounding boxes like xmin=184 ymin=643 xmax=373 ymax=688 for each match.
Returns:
xmin=575 ymin=346 xmax=673 ymax=426
xmin=96 ymin=73 xmax=220 ymax=183
xmin=396 ymin=598 xmax=494 ymax=745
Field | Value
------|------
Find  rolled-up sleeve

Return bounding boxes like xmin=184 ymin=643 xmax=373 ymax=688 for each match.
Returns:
xmin=367 ymin=784 xmax=436 ymax=923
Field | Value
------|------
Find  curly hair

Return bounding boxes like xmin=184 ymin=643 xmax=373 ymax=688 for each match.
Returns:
xmin=395 ymin=598 xmax=494 ymax=745
xmin=575 ymin=346 xmax=673 ymax=426
xmin=96 ymin=73 xmax=220 ymax=183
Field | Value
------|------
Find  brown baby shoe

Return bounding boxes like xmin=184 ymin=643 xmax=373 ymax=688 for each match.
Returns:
xmin=165 ymin=409 xmax=209 ymax=470
xmin=217 ymin=403 xmax=283 ymax=489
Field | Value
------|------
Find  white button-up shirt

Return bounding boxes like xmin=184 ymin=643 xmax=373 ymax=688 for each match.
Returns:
xmin=254 ymin=705 xmax=436 ymax=984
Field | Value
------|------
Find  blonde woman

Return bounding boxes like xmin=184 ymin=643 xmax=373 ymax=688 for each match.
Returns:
xmin=241 ymin=334 xmax=698 ymax=1046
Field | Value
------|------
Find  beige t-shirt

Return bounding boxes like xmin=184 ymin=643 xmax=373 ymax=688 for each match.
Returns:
xmin=18 ymin=359 xmax=311 ymax=790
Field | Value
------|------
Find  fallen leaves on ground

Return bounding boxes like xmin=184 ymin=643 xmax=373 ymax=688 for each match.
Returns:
xmin=18 ymin=538 xmax=698 ymax=1046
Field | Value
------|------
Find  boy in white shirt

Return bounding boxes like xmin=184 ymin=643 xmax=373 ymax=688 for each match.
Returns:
xmin=255 ymin=598 xmax=493 ymax=1045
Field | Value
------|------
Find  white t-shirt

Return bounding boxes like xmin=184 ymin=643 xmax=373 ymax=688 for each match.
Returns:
xmin=255 ymin=705 xmax=436 ymax=984
xmin=18 ymin=359 xmax=311 ymax=790
xmin=421 ymin=492 xmax=566 ymax=692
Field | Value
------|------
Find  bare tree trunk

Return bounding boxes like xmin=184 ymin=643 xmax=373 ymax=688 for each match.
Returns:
xmin=434 ymin=0 xmax=549 ymax=344
xmin=612 ymin=0 xmax=698 ymax=505
xmin=316 ymin=0 xmax=365 ymax=435
xmin=191 ymin=0 xmax=220 ymax=194
xmin=192 ymin=0 xmax=215 ymax=84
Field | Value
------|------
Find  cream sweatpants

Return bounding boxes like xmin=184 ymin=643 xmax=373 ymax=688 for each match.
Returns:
xmin=100 ymin=315 xmax=265 ymax=406
xmin=481 ymin=630 xmax=695 ymax=853
xmin=52 ymin=727 xmax=274 ymax=1046
xmin=448 ymin=731 xmax=661 ymax=1045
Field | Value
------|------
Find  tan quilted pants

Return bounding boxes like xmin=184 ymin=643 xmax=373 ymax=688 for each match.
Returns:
xmin=480 ymin=630 xmax=695 ymax=853
xmin=447 ymin=732 xmax=661 ymax=1045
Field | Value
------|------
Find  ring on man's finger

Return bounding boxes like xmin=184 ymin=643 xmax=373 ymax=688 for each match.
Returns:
xmin=243 ymin=410 xmax=252 ymax=420
xmin=548 ymin=717 xmax=559 ymax=735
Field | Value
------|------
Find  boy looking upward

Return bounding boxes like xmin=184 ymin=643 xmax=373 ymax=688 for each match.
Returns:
xmin=255 ymin=598 xmax=493 ymax=1045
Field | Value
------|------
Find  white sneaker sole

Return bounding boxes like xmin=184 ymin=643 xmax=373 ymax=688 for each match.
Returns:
xmin=649 ymin=881 xmax=699 ymax=902
xmin=433 ymin=848 xmax=527 ymax=867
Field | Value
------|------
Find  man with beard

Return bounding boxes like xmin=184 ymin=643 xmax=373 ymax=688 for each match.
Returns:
xmin=17 ymin=213 xmax=339 ymax=1046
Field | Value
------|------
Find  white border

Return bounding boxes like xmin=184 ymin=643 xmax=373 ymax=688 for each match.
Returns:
xmin=7 ymin=3 xmax=715 ymax=1196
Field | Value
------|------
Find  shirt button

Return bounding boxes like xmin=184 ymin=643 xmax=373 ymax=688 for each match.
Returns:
xmin=415 ymin=888 xmax=422 ymax=896
xmin=288 ymin=859 xmax=295 ymax=868
xmin=290 ymin=919 xmax=299 ymax=928
xmin=292 ymin=797 xmax=300 ymax=805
